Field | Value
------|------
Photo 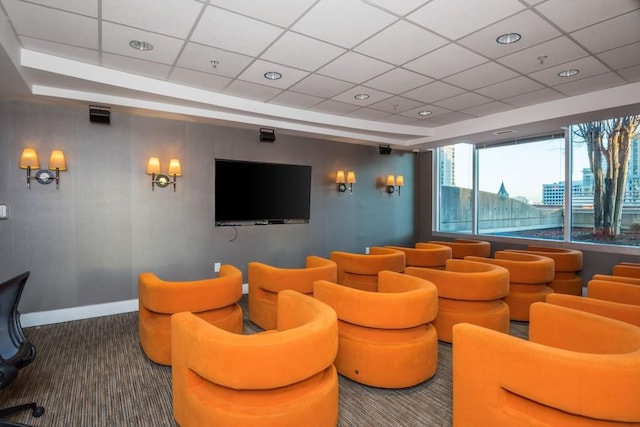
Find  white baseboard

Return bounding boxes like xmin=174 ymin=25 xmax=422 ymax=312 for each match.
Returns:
xmin=21 ymin=284 xmax=250 ymax=328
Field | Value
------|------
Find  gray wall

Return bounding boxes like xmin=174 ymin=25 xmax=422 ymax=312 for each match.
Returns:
xmin=0 ymin=99 xmax=416 ymax=313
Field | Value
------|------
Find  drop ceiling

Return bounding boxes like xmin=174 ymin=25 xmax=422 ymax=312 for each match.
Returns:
xmin=1 ymin=0 xmax=639 ymax=150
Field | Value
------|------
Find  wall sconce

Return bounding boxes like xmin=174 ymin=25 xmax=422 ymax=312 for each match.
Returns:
xmin=147 ymin=157 xmax=182 ymax=191
xmin=336 ymin=170 xmax=356 ymax=194
xmin=386 ymin=175 xmax=404 ymax=195
xmin=19 ymin=148 xmax=67 ymax=189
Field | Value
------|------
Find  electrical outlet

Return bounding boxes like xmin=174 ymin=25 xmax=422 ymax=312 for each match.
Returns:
xmin=214 ymin=262 xmax=221 ymax=273
xmin=365 ymin=247 xmax=370 ymax=254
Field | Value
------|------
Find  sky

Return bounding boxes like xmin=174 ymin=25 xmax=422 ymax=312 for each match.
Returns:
xmin=453 ymin=138 xmax=591 ymax=204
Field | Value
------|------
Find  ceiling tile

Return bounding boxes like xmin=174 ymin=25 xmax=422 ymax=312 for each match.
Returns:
xmin=317 ymin=51 xmax=394 ymax=84
xmin=427 ymin=111 xmax=476 ymax=125
xmin=222 ymin=80 xmax=281 ymax=102
xmin=268 ymin=91 xmax=323 ymax=109
xmin=102 ymin=0 xmax=203 ymax=39
xmin=443 ymin=62 xmax=519 ymax=90
xmin=259 ymin=32 xmax=346 ymax=71
xmin=345 ymin=108 xmax=392 ymax=121
xmin=4 ymin=0 xmax=98 ymax=49
xmin=364 ymin=68 xmax=433 ymax=94
xmin=359 ymin=0 xmax=429 ymax=17
xmin=597 ymin=41 xmax=640 ymax=70
xmin=403 ymin=81 xmax=465 ymax=103
xmin=404 ymin=43 xmax=487 ymax=79
xmin=502 ymin=87 xmax=566 ymax=107
xmin=528 ymin=56 xmax=610 ymax=86
xmin=354 ymin=20 xmax=447 ymax=65
xmin=535 ymin=0 xmax=640 ymax=32
xmin=307 ymin=99 xmax=360 ymax=115
xmin=381 ymin=114 xmax=422 ymax=125
xmin=210 ymin=0 xmax=316 ymax=27
xmin=571 ymin=10 xmax=640 ymax=53
xmin=169 ymin=68 xmax=231 ymax=92
xmin=476 ymin=76 xmax=544 ymax=99
xmin=619 ymin=64 xmax=640 ymax=83
xmin=101 ymin=22 xmax=184 ymax=65
xmin=434 ymin=92 xmax=493 ymax=110
xmin=176 ymin=43 xmax=253 ymax=79
xmin=289 ymin=74 xmax=354 ymax=99
xmin=461 ymin=101 xmax=515 ymax=117
xmin=332 ymin=86 xmax=391 ymax=107
xmin=400 ymin=104 xmax=451 ymax=119
xmin=457 ymin=10 xmax=561 ymax=59
xmin=192 ymin=6 xmax=284 ymax=56
xmin=497 ymin=36 xmax=589 ymax=74
xmin=367 ymin=96 xmax=424 ymax=114
xmin=291 ymin=0 xmax=396 ymax=49
xmin=24 ymin=0 xmax=97 ymax=16
xmin=101 ymin=53 xmax=172 ymax=80
xmin=407 ymin=0 xmax=525 ymax=40
xmin=554 ymin=72 xmax=627 ymax=97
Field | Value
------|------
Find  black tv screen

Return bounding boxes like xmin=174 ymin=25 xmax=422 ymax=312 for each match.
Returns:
xmin=215 ymin=159 xmax=312 ymax=225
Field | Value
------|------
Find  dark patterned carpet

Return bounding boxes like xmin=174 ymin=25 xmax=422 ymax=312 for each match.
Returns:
xmin=1 ymin=296 xmax=528 ymax=426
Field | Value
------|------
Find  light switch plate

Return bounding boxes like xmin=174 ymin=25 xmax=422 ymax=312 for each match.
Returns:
xmin=0 ymin=204 xmax=7 ymax=219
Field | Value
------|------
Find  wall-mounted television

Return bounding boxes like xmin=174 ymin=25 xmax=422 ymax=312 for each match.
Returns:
xmin=215 ymin=158 xmax=312 ymax=226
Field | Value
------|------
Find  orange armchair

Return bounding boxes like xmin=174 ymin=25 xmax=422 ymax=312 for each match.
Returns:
xmin=248 ymin=256 xmax=337 ymax=330
xmin=549 ymin=278 xmax=640 ymax=325
xmin=507 ymin=245 xmax=583 ymax=295
xmin=330 ymin=247 xmax=405 ymax=292
xmin=138 ymin=265 xmax=243 ymax=365
xmin=172 ymin=290 xmax=339 ymax=427
xmin=453 ymin=302 xmax=640 ymax=426
xmin=405 ymin=259 xmax=510 ymax=343
xmin=427 ymin=238 xmax=491 ymax=259
xmin=613 ymin=262 xmax=640 ymax=279
xmin=385 ymin=243 xmax=452 ymax=269
xmin=466 ymin=251 xmax=555 ymax=321
xmin=313 ymin=271 xmax=438 ymax=388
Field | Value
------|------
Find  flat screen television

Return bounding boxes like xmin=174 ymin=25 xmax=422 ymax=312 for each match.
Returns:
xmin=215 ymin=158 xmax=312 ymax=225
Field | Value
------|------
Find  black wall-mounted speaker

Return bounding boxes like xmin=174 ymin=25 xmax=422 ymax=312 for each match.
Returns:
xmin=379 ymin=144 xmax=392 ymax=155
xmin=259 ymin=128 xmax=276 ymax=142
xmin=89 ymin=106 xmax=111 ymax=124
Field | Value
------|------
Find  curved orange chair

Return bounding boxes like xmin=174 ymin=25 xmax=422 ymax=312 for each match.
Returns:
xmin=330 ymin=247 xmax=405 ymax=292
xmin=385 ymin=243 xmax=452 ymax=269
xmin=613 ymin=262 xmax=640 ymax=279
xmin=507 ymin=246 xmax=583 ymax=295
xmin=428 ymin=238 xmax=491 ymax=259
xmin=313 ymin=271 xmax=438 ymax=388
xmin=553 ymin=279 xmax=640 ymax=325
xmin=172 ymin=290 xmax=339 ymax=427
xmin=592 ymin=273 xmax=640 ymax=286
xmin=405 ymin=259 xmax=510 ymax=343
xmin=453 ymin=302 xmax=640 ymax=426
xmin=466 ymin=251 xmax=555 ymax=321
xmin=248 ymin=256 xmax=337 ymax=330
xmin=138 ymin=265 xmax=243 ymax=365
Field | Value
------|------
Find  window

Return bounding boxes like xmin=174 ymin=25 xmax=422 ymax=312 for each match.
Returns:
xmin=434 ymin=113 xmax=640 ymax=249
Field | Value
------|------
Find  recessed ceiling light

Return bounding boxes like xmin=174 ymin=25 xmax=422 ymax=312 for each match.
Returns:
xmin=496 ymin=32 xmax=521 ymax=44
xmin=418 ymin=110 xmax=432 ymax=116
xmin=264 ymin=71 xmax=282 ymax=80
xmin=129 ymin=40 xmax=154 ymax=51
xmin=354 ymin=93 xmax=370 ymax=100
xmin=558 ymin=69 xmax=579 ymax=77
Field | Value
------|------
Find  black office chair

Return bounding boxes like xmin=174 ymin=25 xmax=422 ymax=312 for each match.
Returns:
xmin=0 ymin=272 xmax=44 ymax=427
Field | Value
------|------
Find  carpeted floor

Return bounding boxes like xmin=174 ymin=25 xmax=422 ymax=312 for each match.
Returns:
xmin=1 ymin=296 xmax=528 ymax=426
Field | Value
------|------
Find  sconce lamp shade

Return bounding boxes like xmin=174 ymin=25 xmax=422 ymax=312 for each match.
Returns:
xmin=48 ymin=150 xmax=67 ymax=170
xmin=146 ymin=157 xmax=161 ymax=175
xmin=19 ymin=148 xmax=40 ymax=169
xmin=336 ymin=170 xmax=345 ymax=184
xmin=396 ymin=175 xmax=404 ymax=187
xmin=347 ymin=171 xmax=356 ymax=184
xmin=386 ymin=175 xmax=396 ymax=187
xmin=168 ymin=158 xmax=182 ymax=176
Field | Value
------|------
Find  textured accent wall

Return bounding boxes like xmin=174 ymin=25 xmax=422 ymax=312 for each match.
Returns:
xmin=0 ymin=99 xmax=416 ymax=313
